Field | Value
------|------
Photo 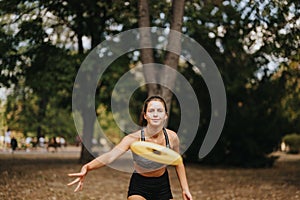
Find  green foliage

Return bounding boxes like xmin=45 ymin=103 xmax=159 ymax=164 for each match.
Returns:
xmin=1 ymin=0 xmax=299 ymax=167
xmin=182 ymin=0 xmax=299 ymax=167
xmin=25 ymin=44 xmax=79 ymax=109
xmin=96 ymin=104 xmax=124 ymax=144
xmin=5 ymin=80 xmax=77 ymax=140
xmin=282 ymin=133 xmax=300 ymax=154
xmin=278 ymin=53 xmax=300 ymax=133
xmin=5 ymin=85 xmax=38 ymax=135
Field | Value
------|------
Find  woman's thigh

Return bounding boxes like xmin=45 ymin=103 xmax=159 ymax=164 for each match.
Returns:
xmin=128 ymin=195 xmax=146 ymax=200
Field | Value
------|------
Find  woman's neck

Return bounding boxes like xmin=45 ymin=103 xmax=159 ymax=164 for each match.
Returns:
xmin=145 ymin=125 xmax=164 ymax=138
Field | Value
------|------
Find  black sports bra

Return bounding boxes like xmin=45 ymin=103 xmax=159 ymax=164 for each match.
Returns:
xmin=132 ymin=128 xmax=171 ymax=169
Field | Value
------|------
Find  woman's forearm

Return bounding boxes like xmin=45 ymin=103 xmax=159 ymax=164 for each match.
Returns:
xmin=85 ymin=156 xmax=104 ymax=171
xmin=175 ymin=163 xmax=190 ymax=191
xmin=85 ymin=146 xmax=127 ymax=171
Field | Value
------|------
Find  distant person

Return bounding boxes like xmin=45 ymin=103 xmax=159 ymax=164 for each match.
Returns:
xmin=4 ymin=128 xmax=11 ymax=148
xmin=59 ymin=137 xmax=66 ymax=148
xmin=10 ymin=136 xmax=18 ymax=152
xmin=25 ymin=137 xmax=32 ymax=152
xmin=25 ymin=137 xmax=32 ymax=146
xmin=47 ymin=137 xmax=58 ymax=152
xmin=39 ymin=136 xmax=45 ymax=148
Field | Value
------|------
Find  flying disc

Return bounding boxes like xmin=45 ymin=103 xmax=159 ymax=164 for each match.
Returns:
xmin=130 ymin=141 xmax=183 ymax=166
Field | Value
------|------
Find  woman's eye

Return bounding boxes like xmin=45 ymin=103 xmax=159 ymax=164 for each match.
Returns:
xmin=147 ymin=108 xmax=164 ymax=113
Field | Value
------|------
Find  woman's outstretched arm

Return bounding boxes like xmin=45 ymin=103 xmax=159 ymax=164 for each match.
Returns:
xmin=67 ymin=134 xmax=136 ymax=192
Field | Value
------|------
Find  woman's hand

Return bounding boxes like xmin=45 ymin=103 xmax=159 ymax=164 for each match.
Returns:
xmin=67 ymin=164 xmax=88 ymax=192
xmin=182 ymin=190 xmax=193 ymax=200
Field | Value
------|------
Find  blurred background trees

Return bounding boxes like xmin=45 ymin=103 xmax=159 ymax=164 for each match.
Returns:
xmin=0 ymin=0 xmax=299 ymax=167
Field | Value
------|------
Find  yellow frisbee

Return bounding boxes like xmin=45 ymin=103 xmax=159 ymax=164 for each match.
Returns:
xmin=130 ymin=141 xmax=183 ymax=166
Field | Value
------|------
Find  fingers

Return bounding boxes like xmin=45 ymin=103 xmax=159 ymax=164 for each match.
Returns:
xmin=67 ymin=177 xmax=84 ymax=192
xmin=74 ymin=181 xmax=83 ymax=192
xmin=68 ymin=166 xmax=88 ymax=191
xmin=68 ymin=172 xmax=84 ymax=177
xmin=67 ymin=171 xmax=86 ymax=192
xmin=67 ymin=177 xmax=80 ymax=186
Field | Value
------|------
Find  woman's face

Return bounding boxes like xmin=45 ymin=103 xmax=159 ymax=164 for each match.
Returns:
xmin=144 ymin=100 xmax=168 ymax=127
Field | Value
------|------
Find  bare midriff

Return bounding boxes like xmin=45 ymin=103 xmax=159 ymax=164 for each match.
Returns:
xmin=134 ymin=163 xmax=167 ymax=177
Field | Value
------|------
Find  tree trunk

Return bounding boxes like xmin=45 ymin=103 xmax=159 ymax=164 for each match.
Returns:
xmin=138 ymin=0 xmax=160 ymax=96
xmin=79 ymin=107 xmax=96 ymax=163
xmin=77 ymin=33 xmax=84 ymax=54
xmin=77 ymin=70 xmax=97 ymax=163
xmin=76 ymin=4 xmax=109 ymax=163
xmin=79 ymin=143 xmax=95 ymax=164
xmin=161 ymin=0 xmax=185 ymax=114
xmin=37 ymin=97 xmax=47 ymax=142
xmin=138 ymin=0 xmax=185 ymax=121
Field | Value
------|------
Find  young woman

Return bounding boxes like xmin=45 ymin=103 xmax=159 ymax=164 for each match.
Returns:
xmin=68 ymin=96 xmax=193 ymax=200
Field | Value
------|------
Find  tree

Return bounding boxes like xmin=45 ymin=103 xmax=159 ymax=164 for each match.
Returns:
xmin=138 ymin=0 xmax=185 ymax=115
xmin=0 ymin=0 xmax=136 ymax=163
xmin=182 ymin=0 xmax=299 ymax=167
xmin=1 ymin=0 xmax=298 ymax=167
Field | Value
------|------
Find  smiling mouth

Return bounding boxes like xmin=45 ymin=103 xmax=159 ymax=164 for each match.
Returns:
xmin=151 ymin=119 xmax=160 ymax=121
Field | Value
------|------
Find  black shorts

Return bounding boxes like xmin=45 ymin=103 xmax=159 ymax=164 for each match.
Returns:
xmin=127 ymin=170 xmax=173 ymax=200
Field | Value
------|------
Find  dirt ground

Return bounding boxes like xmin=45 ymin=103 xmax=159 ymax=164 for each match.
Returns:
xmin=0 ymin=147 xmax=299 ymax=200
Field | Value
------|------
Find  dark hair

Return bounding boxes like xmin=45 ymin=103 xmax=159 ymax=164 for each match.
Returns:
xmin=140 ymin=96 xmax=168 ymax=126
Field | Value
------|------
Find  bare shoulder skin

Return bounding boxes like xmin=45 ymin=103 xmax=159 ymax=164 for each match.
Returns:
xmin=165 ymin=128 xmax=180 ymax=153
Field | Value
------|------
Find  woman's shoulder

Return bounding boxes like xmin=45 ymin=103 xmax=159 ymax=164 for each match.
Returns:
xmin=164 ymin=128 xmax=180 ymax=150
xmin=164 ymin=128 xmax=179 ymax=140
xmin=122 ymin=130 xmax=141 ymax=142
xmin=116 ymin=130 xmax=140 ymax=150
